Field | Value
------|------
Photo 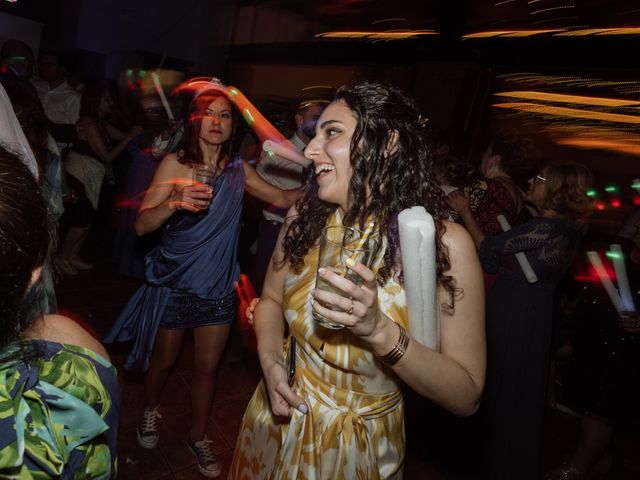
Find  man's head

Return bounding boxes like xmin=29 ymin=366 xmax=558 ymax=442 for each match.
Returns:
xmin=0 ymin=39 xmax=35 ymax=80
xmin=38 ymin=52 xmax=67 ymax=86
xmin=295 ymin=100 xmax=327 ymax=144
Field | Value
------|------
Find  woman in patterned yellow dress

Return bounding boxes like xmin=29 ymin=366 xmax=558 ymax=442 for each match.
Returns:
xmin=230 ymin=83 xmax=486 ymax=479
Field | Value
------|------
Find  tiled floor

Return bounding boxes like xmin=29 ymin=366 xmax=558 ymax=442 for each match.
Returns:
xmin=54 ymin=218 xmax=640 ymax=479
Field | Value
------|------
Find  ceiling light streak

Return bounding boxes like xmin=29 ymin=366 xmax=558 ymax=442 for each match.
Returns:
xmin=372 ymin=18 xmax=406 ymax=24
xmin=495 ymin=91 xmax=640 ymax=107
xmin=555 ymin=137 xmax=640 ymax=155
xmin=462 ymin=29 xmax=563 ymax=38
xmin=492 ymin=102 xmax=640 ymax=124
xmin=316 ymin=30 xmax=438 ymax=40
xmin=530 ymin=5 xmax=575 ymax=15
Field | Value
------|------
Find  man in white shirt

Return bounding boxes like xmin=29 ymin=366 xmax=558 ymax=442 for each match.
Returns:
xmin=253 ymin=100 xmax=326 ymax=293
xmin=32 ymin=52 xmax=81 ymax=148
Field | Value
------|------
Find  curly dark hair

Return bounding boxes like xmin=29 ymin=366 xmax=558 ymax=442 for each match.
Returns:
xmin=283 ymin=82 xmax=458 ymax=309
xmin=0 ymin=145 xmax=51 ymax=356
xmin=178 ymin=88 xmax=241 ymax=170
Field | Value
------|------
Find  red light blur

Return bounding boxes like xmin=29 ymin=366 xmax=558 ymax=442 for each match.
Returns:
xmin=595 ymin=202 xmax=606 ymax=211
xmin=633 ymin=196 xmax=640 ymax=206
xmin=610 ymin=199 xmax=621 ymax=208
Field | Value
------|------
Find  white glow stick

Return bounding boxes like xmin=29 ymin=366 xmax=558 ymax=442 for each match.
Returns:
xmin=151 ymin=71 xmax=175 ymax=121
xmin=262 ymin=139 xmax=309 ymax=167
xmin=610 ymin=244 xmax=635 ymax=312
xmin=586 ymin=251 xmax=625 ymax=314
xmin=496 ymin=215 xmax=538 ymax=283
xmin=398 ymin=207 xmax=439 ymax=350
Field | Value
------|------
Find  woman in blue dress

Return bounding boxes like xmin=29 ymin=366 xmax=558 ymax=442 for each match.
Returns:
xmin=0 ymin=146 xmax=120 ymax=479
xmin=105 ymin=83 xmax=296 ymax=478
xmin=449 ymin=163 xmax=593 ymax=479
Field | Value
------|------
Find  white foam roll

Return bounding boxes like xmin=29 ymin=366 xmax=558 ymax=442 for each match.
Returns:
xmin=586 ymin=251 xmax=625 ymax=314
xmin=151 ymin=71 xmax=175 ymax=121
xmin=398 ymin=206 xmax=439 ymax=350
xmin=262 ymin=140 xmax=309 ymax=167
xmin=610 ymin=244 xmax=636 ymax=312
xmin=496 ymin=215 xmax=538 ymax=284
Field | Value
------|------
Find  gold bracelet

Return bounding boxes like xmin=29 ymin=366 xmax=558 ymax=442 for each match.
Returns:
xmin=377 ymin=323 xmax=409 ymax=366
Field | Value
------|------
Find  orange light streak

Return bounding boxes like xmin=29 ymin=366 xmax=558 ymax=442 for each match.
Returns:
xmin=495 ymin=91 xmax=640 ymax=107
xmin=492 ymin=102 xmax=640 ymax=124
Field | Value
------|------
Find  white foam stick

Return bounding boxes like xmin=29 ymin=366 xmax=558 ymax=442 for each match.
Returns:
xmin=610 ymin=244 xmax=635 ymax=312
xmin=586 ymin=251 xmax=625 ymax=314
xmin=262 ymin=139 xmax=309 ymax=167
xmin=151 ymin=71 xmax=175 ymax=121
xmin=398 ymin=206 xmax=439 ymax=350
xmin=497 ymin=215 xmax=538 ymax=283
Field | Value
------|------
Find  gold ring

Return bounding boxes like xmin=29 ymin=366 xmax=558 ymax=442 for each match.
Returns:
xmin=346 ymin=299 xmax=354 ymax=316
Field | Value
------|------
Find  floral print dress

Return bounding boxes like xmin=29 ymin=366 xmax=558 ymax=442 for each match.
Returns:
xmin=0 ymin=340 xmax=121 ymax=479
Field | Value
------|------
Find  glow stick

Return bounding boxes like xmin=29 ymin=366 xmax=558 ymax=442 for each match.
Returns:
xmin=262 ymin=139 xmax=309 ymax=167
xmin=610 ymin=244 xmax=636 ymax=312
xmin=398 ymin=207 xmax=439 ymax=350
xmin=586 ymin=251 xmax=624 ymax=314
xmin=497 ymin=215 xmax=538 ymax=283
xmin=226 ymin=86 xmax=288 ymax=144
xmin=151 ymin=71 xmax=175 ymax=121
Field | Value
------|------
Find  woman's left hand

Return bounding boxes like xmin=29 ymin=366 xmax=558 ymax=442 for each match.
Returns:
xmin=311 ymin=261 xmax=382 ymax=338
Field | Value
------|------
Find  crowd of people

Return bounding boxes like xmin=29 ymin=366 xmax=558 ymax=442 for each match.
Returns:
xmin=0 ymin=37 xmax=637 ymax=480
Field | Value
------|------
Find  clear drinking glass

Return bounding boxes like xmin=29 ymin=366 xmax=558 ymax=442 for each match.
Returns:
xmin=193 ymin=164 xmax=216 ymax=191
xmin=313 ymin=225 xmax=379 ymax=330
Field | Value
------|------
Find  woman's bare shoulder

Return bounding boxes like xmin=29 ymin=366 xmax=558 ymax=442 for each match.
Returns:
xmin=29 ymin=314 xmax=110 ymax=361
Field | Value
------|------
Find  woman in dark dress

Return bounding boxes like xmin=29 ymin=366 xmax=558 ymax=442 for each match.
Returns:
xmin=450 ymin=163 xmax=593 ymax=479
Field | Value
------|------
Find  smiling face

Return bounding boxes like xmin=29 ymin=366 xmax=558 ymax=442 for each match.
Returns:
xmin=304 ymin=100 xmax=357 ymax=212
xmin=198 ymin=96 xmax=233 ymax=146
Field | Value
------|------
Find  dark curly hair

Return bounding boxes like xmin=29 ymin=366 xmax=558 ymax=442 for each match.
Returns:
xmin=283 ymin=82 xmax=458 ymax=309
xmin=0 ymin=145 xmax=51 ymax=357
xmin=178 ymin=88 xmax=241 ymax=170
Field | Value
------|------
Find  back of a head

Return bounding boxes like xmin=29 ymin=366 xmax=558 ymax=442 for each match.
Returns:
xmin=0 ymin=146 xmax=50 ymax=349
xmin=491 ymin=131 xmax=541 ymax=191
xmin=0 ymin=39 xmax=35 ymax=80
xmin=542 ymin=162 xmax=594 ymax=221
xmin=0 ymin=39 xmax=34 ymax=63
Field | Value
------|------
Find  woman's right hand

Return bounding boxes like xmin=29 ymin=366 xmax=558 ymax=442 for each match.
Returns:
xmin=167 ymin=183 xmax=212 ymax=213
xmin=263 ymin=359 xmax=307 ymax=417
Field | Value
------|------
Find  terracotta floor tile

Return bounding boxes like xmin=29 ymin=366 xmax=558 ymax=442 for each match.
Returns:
xmin=118 ymin=426 xmax=172 ymax=480
xmin=210 ymin=395 xmax=252 ymax=448
xmin=173 ymin=449 xmax=234 ymax=480
xmin=158 ymin=413 xmax=230 ymax=473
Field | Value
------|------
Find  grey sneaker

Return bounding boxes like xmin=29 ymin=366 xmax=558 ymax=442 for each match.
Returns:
xmin=188 ymin=436 xmax=221 ymax=478
xmin=137 ymin=407 xmax=161 ymax=449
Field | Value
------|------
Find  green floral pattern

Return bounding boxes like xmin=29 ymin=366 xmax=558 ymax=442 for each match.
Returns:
xmin=0 ymin=341 xmax=120 ymax=479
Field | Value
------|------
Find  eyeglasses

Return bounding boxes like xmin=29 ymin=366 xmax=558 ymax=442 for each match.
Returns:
xmin=533 ymin=174 xmax=547 ymax=184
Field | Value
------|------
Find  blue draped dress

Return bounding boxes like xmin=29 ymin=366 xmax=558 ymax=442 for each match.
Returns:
xmin=105 ymin=157 xmax=245 ymax=372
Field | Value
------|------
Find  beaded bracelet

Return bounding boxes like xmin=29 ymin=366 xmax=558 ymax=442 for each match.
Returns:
xmin=377 ymin=323 xmax=409 ymax=366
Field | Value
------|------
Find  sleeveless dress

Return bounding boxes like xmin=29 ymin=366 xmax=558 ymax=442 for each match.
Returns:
xmin=478 ymin=217 xmax=581 ymax=480
xmin=230 ymin=210 xmax=409 ymax=480
xmin=105 ymin=157 xmax=245 ymax=372
xmin=0 ymin=340 xmax=121 ymax=479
